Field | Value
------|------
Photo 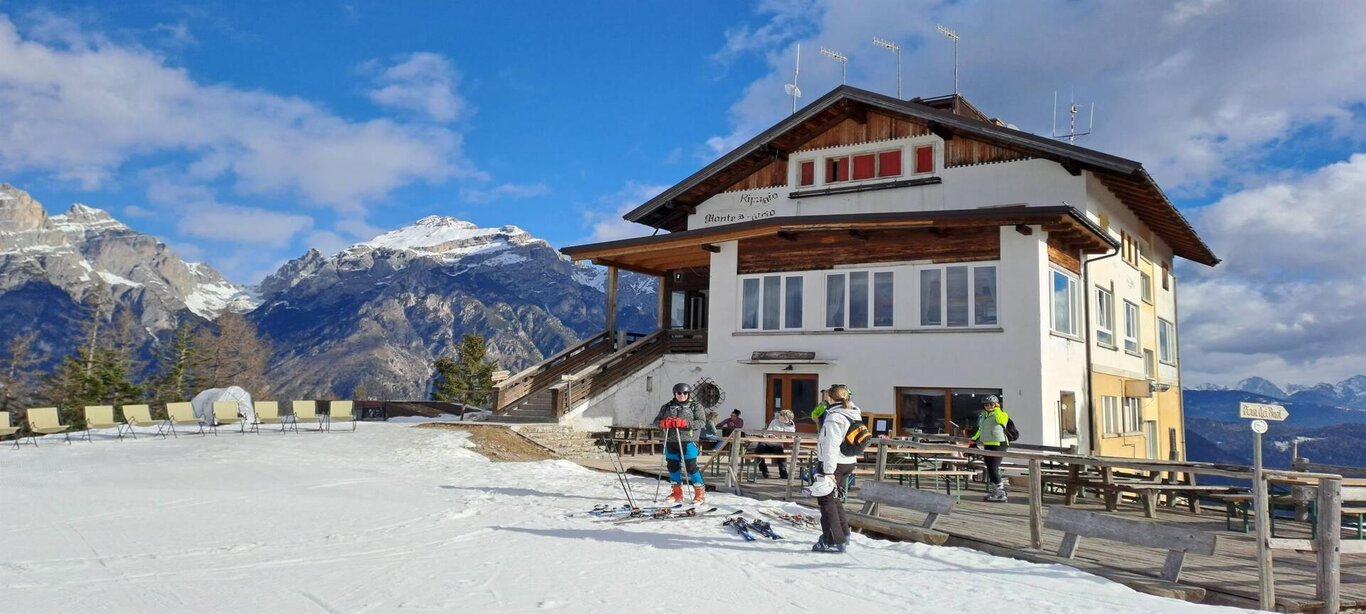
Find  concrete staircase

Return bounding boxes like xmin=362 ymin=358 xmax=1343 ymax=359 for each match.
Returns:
xmin=486 ymin=389 xmax=556 ymax=424
xmin=511 ymin=424 xmax=610 ymax=460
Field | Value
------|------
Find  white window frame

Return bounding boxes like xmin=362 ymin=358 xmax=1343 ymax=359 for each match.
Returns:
xmin=1158 ymin=317 xmax=1177 ymax=365
xmin=917 ymin=263 xmax=999 ymax=329
xmin=1049 ymin=269 xmax=1081 ymax=338
xmin=1122 ymin=397 xmax=1142 ymax=434
xmin=1102 ymin=395 xmax=1121 ymax=436
xmin=824 ymin=269 xmax=894 ymax=330
xmin=1123 ymin=300 xmax=1140 ymax=355
xmin=1095 ymin=287 xmax=1115 ymax=348
xmin=1140 ymin=256 xmax=1154 ymax=304
xmin=739 ymin=274 xmax=803 ymax=331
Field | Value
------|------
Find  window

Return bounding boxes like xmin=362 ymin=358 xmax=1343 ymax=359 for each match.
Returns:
xmin=825 ymin=156 xmax=849 ymax=183
xmin=741 ymin=275 xmax=803 ymax=331
xmin=1162 ymin=261 xmax=1171 ymax=290
xmin=852 ymin=153 xmax=876 ymax=180
xmin=826 ymin=270 xmax=894 ymax=329
xmin=1123 ymin=301 xmax=1140 ymax=354
xmin=1102 ymin=396 xmax=1121 ymax=436
xmin=1140 ymin=271 xmax=1153 ymax=304
xmin=798 ymin=161 xmax=815 ymax=186
xmin=1158 ymin=318 xmax=1176 ymax=364
xmin=1096 ymin=288 xmax=1115 ymax=347
xmin=1059 ymin=391 xmax=1078 ymax=438
xmin=919 ymin=265 xmax=997 ymax=328
xmin=1143 ymin=349 xmax=1155 ymax=378
xmin=915 ymin=145 xmax=934 ymax=174
xmin=1050 ymin=269 xmax=1081 ymax=336
xmin=878 ymin=150 xmax=902 ymax=177
xmin=1123 ymin=398 xmax=1142 ymax=434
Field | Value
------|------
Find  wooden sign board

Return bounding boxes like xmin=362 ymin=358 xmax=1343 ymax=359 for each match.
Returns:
xmin=751 ymin=351 xmax=816 ymax=361
xmin=1238 ymin=402 xmax=1289 ymax=422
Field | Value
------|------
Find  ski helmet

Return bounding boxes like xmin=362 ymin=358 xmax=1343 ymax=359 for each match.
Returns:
xmin=672 ymin=382 xmax=693 ymax=396
xmin=802 ymin=473 xmax=837 ymax=498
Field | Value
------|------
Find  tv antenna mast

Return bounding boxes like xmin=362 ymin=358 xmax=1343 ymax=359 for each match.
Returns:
xmin=821 ymin=47 xmax=848 ymax=85
xmin=1051 ymin=90 xmax=1095 ymax=144
xmin=784 ymin=44 xmax=802 ymax=114
xmin=936 ymin=24 xmax=960 ymax=108
xmin=872 ymin=36 xmax=902 ymax=99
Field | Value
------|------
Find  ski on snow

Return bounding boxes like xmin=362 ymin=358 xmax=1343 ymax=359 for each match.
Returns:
xmin=573 ymin=503 xmax=681 ymax=518
xmin=760 ymin=509 xmax=819 ymax=530
xmin=609 ymin=506 xmax=719 ymax=524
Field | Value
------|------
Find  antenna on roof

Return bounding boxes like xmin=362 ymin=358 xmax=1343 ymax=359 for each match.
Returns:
xmin=784 ymin=44 xmax=802 ymax=115
xmin=820 ymin=47 xmax=848 ymax=85
xmin=1050 ymin=89 xmax=1095 ymax=144
xmin=872 ymin=36 xmax=902 ymax=99
xmin=936 ymin=24 xmax=960 ymax=105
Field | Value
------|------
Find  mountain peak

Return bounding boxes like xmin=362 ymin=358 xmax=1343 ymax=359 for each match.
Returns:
xmin=0 ymin=183 xmax=48 ymax=231
xmin=49 ymin=203 xmax=127 ymax=231
xmin=1235 ymin=376 xmax=1287 ymax=399
xmin=354 ymin=214 xmax=537 ymax=258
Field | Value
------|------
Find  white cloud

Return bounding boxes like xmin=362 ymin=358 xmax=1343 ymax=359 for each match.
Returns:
xmin=177 ymin=203 xmax=314 ymax=247
xmin=304 ymin=229 xmax=353 ymax=257
xmin=1179 ymin=154 xmax=1366 ymax=386
xmin=361 ymin=52 xmax=465 ymax=123
xmin=459 ymin=182 xmax=551 ymax=204
xmin=580 ymin=182 xmax=670 ymax=243
xmin=0 ymin=15 xmax=469 ymax=207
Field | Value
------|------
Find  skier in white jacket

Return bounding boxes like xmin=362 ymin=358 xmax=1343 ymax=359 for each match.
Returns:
xmin=807 ymin=384 xmax=862 ymax=553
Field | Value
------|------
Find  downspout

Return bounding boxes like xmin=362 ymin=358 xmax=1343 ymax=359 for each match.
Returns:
xmin=1082 ymin=246 xmax=1120 ymax=456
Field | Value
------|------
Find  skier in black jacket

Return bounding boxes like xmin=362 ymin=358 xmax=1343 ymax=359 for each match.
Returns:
xmin=654 ymin=382 xmax=708 ymax=503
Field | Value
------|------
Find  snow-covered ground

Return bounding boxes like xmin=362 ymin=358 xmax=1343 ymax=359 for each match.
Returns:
xmin=0 ymin=423 xmax=1250 ymax=613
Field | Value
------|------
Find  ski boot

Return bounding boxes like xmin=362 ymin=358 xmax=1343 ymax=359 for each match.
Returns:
xmin=984 ymin=482 xmax=1008 ymax=503
xmin=665 ymin=484 xmax=684 ymax=503
xmin=692 ymin=486 xmax=706 ymax=504
xmin=811 ymin=537 xmax=847 ymax=553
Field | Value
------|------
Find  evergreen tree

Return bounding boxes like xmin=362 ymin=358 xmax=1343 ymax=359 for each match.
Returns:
xmin=41 ymin=304 xmax=144 ymax=424
xmin=431 ymin=334 xmax=497 ymax=406
xmin=151 ymin=322 xmax=201 ymax=406
xmin=191 ymin=312 xmax=272 ymax=396
xmin=0 ymin=331 xmax=46 ymax=413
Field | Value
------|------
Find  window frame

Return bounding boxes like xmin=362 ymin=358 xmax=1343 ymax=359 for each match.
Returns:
xmin=1122 ymin=397 xmax=1142 ymax=435
xmin=1158 ymin=317 xmax=1177 ymax=365
xmin=824 ymin=269 xmax=895 ymax=330
xmin=739 ymin=274 xmax=804 ymax=331
xmin=1049 ymin=269 xmax=1082 ymax=338
xmin=917 ymin=263 xmax=999 ymax=329
xmin=1122 ymin=300 xmax=1140 ymax=355
xmin=1102 ymin=395 xmax=1121 ymax=436
xmin=1095 ymin=287 xmax=1116 ymax=348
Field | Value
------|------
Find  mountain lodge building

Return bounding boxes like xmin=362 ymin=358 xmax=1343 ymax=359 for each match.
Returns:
xmin=500 ymin=85 xmax=1217 ymax=459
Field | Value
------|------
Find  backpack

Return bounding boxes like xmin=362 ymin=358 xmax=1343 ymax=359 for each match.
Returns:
xmin=1004 ymin=418 xmax=1020 ymax=443
xmin=838 ymin=417 xmax=873 ymax=456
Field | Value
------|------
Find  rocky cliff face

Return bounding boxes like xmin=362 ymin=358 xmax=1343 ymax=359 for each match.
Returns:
xmin=250 ymin=215 xmax=657 ymax=399
xmin=0 ymin=183 xmax=255 ymax=369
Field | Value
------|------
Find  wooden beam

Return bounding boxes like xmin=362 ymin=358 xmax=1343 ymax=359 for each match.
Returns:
xmin=927 ymin=120 xmax=954 ymax=141
xmin=605 ymin=266 xmax=619 ymax=334
xmin=929 ymin=227 xmax=948 ymax=238
xmin=701 ymin=244 xmax=721 ymax=253
xmin=1060 ymin=159 xmax=1083 ymax=176
xmin=777 ymin=230 xmax=799 ymax=241
xmin=671 ymin=202 xmax=697 ymax=215
xmin=1015 ymin=224 xmax=1034 ymax=236
xmin=848 ymin=229 xmax=870 ymax=241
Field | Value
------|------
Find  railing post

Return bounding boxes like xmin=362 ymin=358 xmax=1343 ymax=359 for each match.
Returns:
xmin=727 ymin=429 xmax=742 ymax=494
xmin=1029 ymin=458 xmax=1043 ymax=550
xmin=1317 ymin=477 xmax=1342 ymax=613
xmin=785 ymin=435 xmax=801 ymax=501
xmin=1255 ymin=469 xmax=1276 ymax=611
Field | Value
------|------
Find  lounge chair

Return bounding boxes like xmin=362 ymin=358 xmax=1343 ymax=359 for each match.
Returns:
xmin=290 ymin=400 xmax=323 ymax=432
xmin=25 ymin=407 xmax=71 ymax=445
xmin=212 ymin=401 xmax=244 ymax=435
xmin=120 ymin=404 xmax=167 ymax=439
xmin=251 ymin=401 xmax=287 ymax=434
xmin=1 ymin=411 xmax=22 ymax=449
xmin=82 ymin=405 xmax=120 ymax=442
xmin=327 ymin=400 xmax=356 ymax=432
xmin=165 ymin=402 xmax=204 ymax=437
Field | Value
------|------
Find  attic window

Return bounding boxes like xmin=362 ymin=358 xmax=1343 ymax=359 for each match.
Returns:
xmin=915 ymin=145 xmax=934 ymax=174
xmin=878 ymin=150 xmax=902 ymax=177
xmin=826 ymin=157 xmax=849 ymax=183
xmin=798 ymin=161 xmax=815 ymax=186
xmin=852 ymin=154 xmax=876 ymax=180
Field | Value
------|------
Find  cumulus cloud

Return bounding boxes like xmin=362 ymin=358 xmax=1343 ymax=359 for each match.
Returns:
xmin=459 ymin=182 xmax=551 ymax=204
xmin=580 ymin=182 xmax=670 ymax=243
xmin=1179 ymin=155 xmax=1366 ymax=386
xmin=361 ymin=52 xmax=466 ymax=123
xmin=0 ymin=15 xmax=468 ymax=207
xmin=177 ymin=203 xmax=314 ymax=246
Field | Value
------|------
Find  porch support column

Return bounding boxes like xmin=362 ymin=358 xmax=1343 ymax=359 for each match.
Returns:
xmin=605 ymin=265 xmax=619 ymax=335
xmin=658 ymin=271 xmax=673 ymax=329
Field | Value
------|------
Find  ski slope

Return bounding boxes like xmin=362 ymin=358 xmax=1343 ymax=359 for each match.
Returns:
xmin=0 ymin=423 xmax=1251 ymax=613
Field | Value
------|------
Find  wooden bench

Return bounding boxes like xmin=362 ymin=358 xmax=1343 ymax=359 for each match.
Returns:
xmin=1045 ymin=506 xmax=1218 ymax=583
xmin=853 ymin=468 xmax=976 ymax=497
xmin=847 ymin=480 xmax=955 ymax=546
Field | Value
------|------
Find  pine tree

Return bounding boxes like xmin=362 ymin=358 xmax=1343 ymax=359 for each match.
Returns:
xmin=41 ymin=303 xmax=144 ymax=424
xmin=0 ymin=331 xmax=46 ymax=413
xmin=430 ymin=334 xmax=497 ymax=407
xmin=151 ymin=322 xmax=201 ymax=408
xmin=191 ymin=312 xmax=272 ymax=396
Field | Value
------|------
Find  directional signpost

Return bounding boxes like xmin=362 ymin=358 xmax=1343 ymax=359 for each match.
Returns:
xmin=1241 ymin=401 xmax=1289 ymax=610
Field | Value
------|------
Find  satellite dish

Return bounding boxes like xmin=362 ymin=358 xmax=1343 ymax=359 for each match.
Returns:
xmin=784 ymin=83 xmax=802 ymax=97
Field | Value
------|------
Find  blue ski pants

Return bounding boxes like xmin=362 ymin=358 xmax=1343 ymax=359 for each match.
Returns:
xmin=664 ymin=440 xmax=703 ymax=485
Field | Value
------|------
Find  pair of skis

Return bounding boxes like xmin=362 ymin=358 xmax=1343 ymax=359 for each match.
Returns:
xmin=575 ymin=503 xmax=680 ymax=519
xmin=610 ymin=506 xmax=719 ymax=524
xmin=723 ymin=516 xmax=782 ymax=541
xmin=760 ymin=509 xmax=819 ymax=530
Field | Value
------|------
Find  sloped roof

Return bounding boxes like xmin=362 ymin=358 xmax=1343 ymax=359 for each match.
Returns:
xmin=625 ymin=86 xmax=1217 ymax=266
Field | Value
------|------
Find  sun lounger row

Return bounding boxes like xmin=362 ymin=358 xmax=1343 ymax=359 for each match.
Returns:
xmin=1 ymin=401 xmax=357 ymax=447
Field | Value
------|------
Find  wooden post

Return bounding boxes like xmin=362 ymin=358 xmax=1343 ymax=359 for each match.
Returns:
xmin=1254 ymin=458 xmax=1275 ymax=611
xmin=1317 ymin=477 xmax=1342 ymax=613
xmin=862 ymin=442 xmax=890 ymax=515
xmin=1029 ymin=459 xmax=1043 ymax=550
xmin=605 ymin=265 xmax=619 ymax=337
xmin=785 ymin=436 xmax=801 ymax=501
xmin=658 ymin=274 xmax=671 ymax=329
xmin=727 ymin=429 xmax=742 ymax=494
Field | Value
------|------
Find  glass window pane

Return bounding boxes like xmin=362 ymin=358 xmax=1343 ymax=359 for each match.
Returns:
xmin=1052 ymin=272 xmax=1072 ymax=334
xmin=762 ymin=275 xmax=781 ymax=330
xmin=974 ymin=266 xmax=997 ymax=326
xmin=849 ymin=271 xmax=869 ymax=328
xmin=670 ymin=290 xmax=686 ymax=329
xmin=919 ymin=269 xmax=941 ymax=326
xmin=784 ymin=276 xmax=803 ymax=329
xmin=873 ymin=272 xmax=894 ymax=327
xmin=741 ymin=278 xmax=759 ymax=329
xmin=825 ymin=274 xmax=846 ymax=328
xmin=946 ymin=266 xmax=969 ymax=327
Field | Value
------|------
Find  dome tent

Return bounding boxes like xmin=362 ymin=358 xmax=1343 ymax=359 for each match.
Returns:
xmin=190 ymin=386 xmax=256 ymax=426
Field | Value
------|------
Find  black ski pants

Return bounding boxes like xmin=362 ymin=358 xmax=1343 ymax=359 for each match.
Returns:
xmin=817 ymin=463 xmax=856 ymax=545
xmin=983 ymin=444 xmax=1004 ymax=484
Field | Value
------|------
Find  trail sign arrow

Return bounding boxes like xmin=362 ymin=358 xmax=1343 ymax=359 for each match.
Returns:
xmin=1239 ymin=402 xmax=1289 ymax=422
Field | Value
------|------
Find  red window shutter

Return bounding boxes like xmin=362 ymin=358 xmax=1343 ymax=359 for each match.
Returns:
xmin=826 ymin=157 xmax=848 ymax=182
xmin=852 ymin=154 xmax=875 ymax=180
xmin=799 ymin=161 xmax=814 ymax=186
xmin=878 ymin=150 xmax=902 ymax=177
xmin=915 ymin=145 xmax=934 ymax=174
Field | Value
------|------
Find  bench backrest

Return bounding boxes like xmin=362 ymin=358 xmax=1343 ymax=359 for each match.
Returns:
xmin=213 ymin=401 xmax=239 ymax=422
xmin=0 ymin=411 xmax=10 ymax=428
xmin=27 ymin=407 xmax=62 ymax=429
xmin=293 ymin=400 xmax=318 ymax=420
xmin=167 ymin=402 xmax=196 ymax=423
xmin=1343 ymin=486 xmax=1366 ymax=504
xmin=1045 ymin=506 xmax=1216 ymax=555
xmin=860 ymin=481 xmax=955 ymax=515
xmin=122 ymin=404 xmax=153 ymax=424
xmin=255 ymin=401 xmax=280 ymax=420
xmin=328 ymin=400 xmax=353 ymax=419
xmin=85 ymin=405 xmax=116 ymax=426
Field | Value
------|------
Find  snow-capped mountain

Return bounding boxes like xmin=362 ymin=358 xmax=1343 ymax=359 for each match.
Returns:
xmin=0 ymin=183 xmax=255 ymax=369
xmin=1234 ymin=377 xmax=1287 ymax=400
xmin=1193 ymin=374 xmax=1366 ymax=410
xmin=251 ymin=214 xmax=656 ymax=399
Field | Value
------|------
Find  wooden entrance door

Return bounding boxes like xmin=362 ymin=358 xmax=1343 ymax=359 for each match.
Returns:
xmin=765 ymin=373 xmax=819 ymax=433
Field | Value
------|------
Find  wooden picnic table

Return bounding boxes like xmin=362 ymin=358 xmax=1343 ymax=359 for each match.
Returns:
xmin=1055 ymin=462 xmax=1247 ymax=518
xmin=607 ymin=425 xmax=662 ymax=456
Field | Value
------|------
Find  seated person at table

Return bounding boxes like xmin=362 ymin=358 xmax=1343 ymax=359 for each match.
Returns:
xmin=755 ymin=409 xmax=795 ymax=479
xmin=717 ymin=409 xmax=744 ymax=438
xmin=699 ymin=411 xmax=721 ymax=449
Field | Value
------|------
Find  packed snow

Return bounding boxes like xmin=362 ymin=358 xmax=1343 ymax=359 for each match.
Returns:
xmin=0 ymin=423 xmax=1250 ymax=613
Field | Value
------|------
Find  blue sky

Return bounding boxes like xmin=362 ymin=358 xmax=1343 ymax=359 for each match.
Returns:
xmin=3 ymin=1 xmax=1366 ymax=387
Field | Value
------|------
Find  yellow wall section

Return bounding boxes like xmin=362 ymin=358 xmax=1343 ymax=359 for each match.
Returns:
xmin=1090 ymin=372 xmax=1185 ymax=460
